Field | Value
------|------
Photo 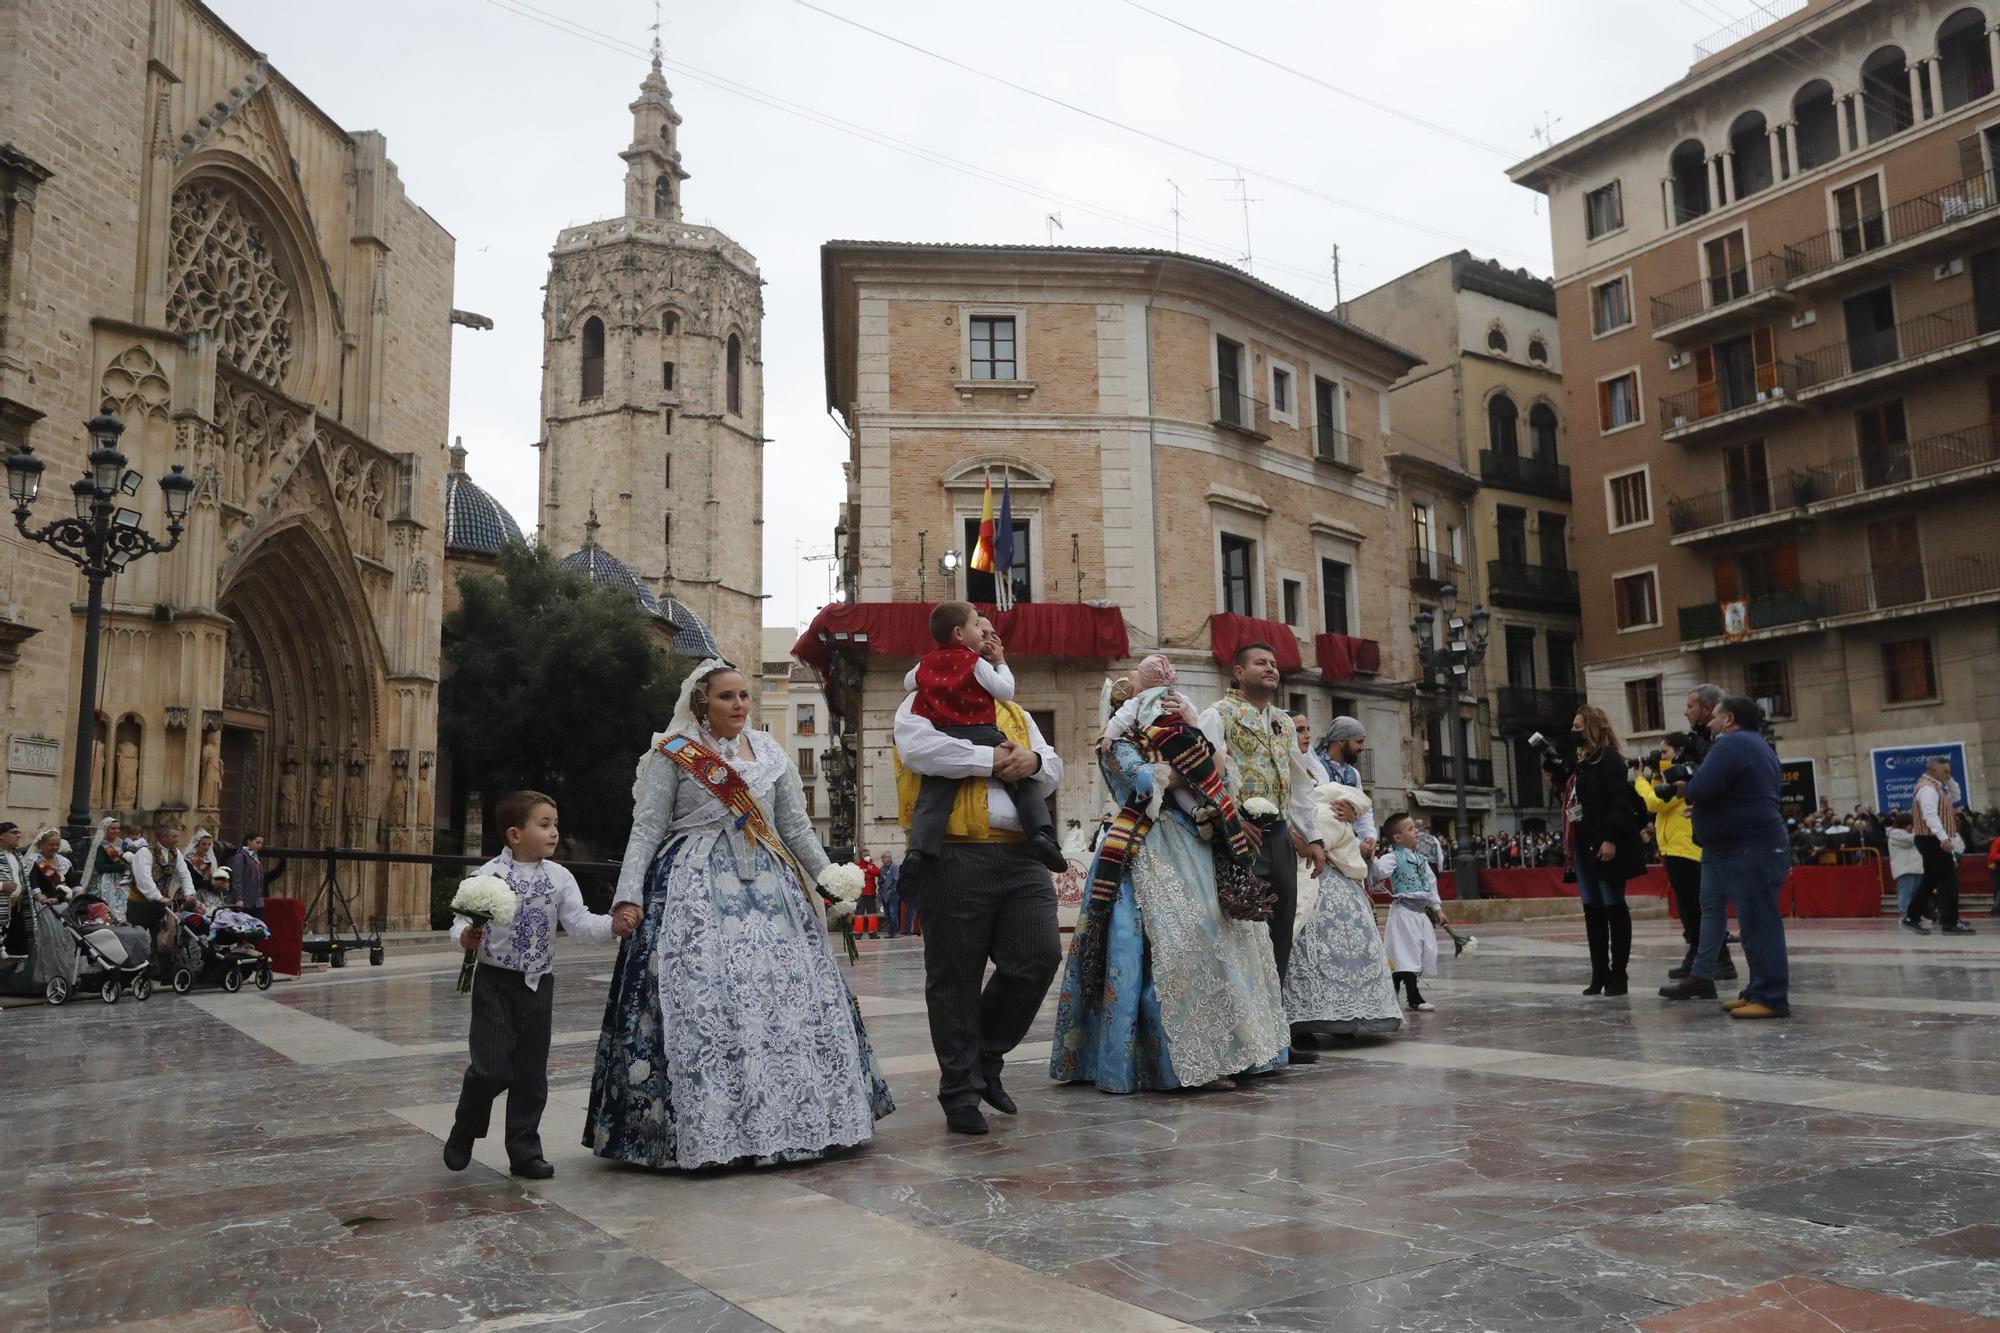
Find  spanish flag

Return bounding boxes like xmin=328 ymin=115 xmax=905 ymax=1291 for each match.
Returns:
xmin=968 ymin=473 xmax=996 ymax=573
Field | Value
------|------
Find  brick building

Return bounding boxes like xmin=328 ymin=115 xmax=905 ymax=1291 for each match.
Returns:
xmin=759 ymin=626 xmax=835 ymax=847
xmin=1345 ymin=253 xmax=1579 ymax=834
xmin=0 ymin=0 xmax=458 ymax=927
xmin=810 ymin=242 xmax=1422 ymax=855
xmin=1509 ymin=0 xmax=2000 ymax=810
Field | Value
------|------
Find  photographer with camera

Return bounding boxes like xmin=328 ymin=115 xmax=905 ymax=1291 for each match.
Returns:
xmin=1543 ymin=706 xmax=1646 ymax=997
xmin=1660 ymin=695 xmax=1791 ymax=1018
xmin=1636 ymin=733 xmax=1735 ymax=985
xmin=1681 ymin=683 xmax=1722 ymax=764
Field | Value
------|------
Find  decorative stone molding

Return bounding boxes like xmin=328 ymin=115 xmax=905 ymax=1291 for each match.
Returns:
xmin=166 ymin=183 xmax=295 ymax=389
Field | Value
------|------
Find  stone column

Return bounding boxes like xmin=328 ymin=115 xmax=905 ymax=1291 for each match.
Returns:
xmin=1926 ymin=58 xmax=1944 ymax=120
xmin=1716 ymin=152 xmax=1735 ymax=208
xmin=1910 ymin=61 xmax=1928 ymax=123
xmin=1990 ymin=26 xmax=2000 ymax=95
xmin=1841 ymin=93 xmax=1860 ymax=153
xmin=1775 ymin=121 xmax=1794 ymax=180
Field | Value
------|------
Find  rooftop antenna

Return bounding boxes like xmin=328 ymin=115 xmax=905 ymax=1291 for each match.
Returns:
xmin=1167 ymin=178 xmax=1186 ymax=251
xmin=1045 ymin=210 xmax=1064 ymax=245
xmin=649 ymin=0 xmax=662 ymax=58
xmin=1528 ymin=112 xmax=1563 ymax=214
xmin=1209 ymin=171 xmax=1261 ymax=273
xmin=1331 ymin=243 xmax=1344 ymax=317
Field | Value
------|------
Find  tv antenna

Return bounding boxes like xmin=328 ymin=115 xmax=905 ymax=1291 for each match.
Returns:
xmin=1209 ymin=172 xmax=1261 ymax=273
xmin=1528 ymin=112 xmax=1563 ymax=214
xmin=1045 ymin=211 xmax=1064 ymax=245
xmin=1167 ymin=178 xmax=1186 ymax=251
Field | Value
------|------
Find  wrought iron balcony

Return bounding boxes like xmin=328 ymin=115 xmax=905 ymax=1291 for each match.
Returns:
xmin=1817 ymin=552 xmax=2000 ymax=622
xmin=1486 ymin=560 xmax=1580 ymax=611
xmin=1650 ymin=253 xmax=1795 ymax=341
xmin=1422 ymin=753 xmax=1495 ymax=787
xmin=1787 ymin=170 xmax=2000 ymax=289
xmin=1665 ymin=473 xmax=1808 ymax=540
xmin=1410 ymin=545 xmax=1462 ymax=589
xmin=1314 ymin=425 xmax=1357 ymax=466
xmin=1660 ymin=361 xmax=1802 ymax=440
xmin=1478 ymin=450 xmax=1571 ymax=499
xmin=1801 ymin=421 xmax=2000 ymax=512
xmin=1496 ymin=686 xmax=1585 ymax=731
xmin=1677 ymin=586 xmax=1819 ymax=644
xmin=1796 ymin=297 xmax=2000 ymax=399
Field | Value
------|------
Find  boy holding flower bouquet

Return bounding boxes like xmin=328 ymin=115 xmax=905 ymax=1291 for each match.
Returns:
xmin=445 ymin=790 xmax=632 ymax=1179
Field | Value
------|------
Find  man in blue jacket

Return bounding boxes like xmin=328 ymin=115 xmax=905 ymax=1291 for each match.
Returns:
xmin=1659 ymin=695 xmax=1791 ymax=1016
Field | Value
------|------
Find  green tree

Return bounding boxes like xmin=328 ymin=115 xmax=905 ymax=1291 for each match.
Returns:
xmin=439 ymin=543 xmax=686 ymax=861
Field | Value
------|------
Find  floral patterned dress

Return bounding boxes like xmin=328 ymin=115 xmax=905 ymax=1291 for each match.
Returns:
xmin=583 ymin=727 xmax=893 ymax=1170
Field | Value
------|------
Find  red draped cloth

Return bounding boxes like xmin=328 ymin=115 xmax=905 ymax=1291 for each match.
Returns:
xmin=1206 ymin=614 xmax=1303 ymax=674
xmin=793 ymin=602 xmax=1130 ymax=675
xmin=1314 ymin=633 xmax=1381 ymax=683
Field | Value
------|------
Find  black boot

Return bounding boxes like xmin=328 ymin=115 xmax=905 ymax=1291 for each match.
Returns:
xmin=1581 ymin=904 xmax=1610 ymax=995
xmin=1668 ymin=944 xmax=1695 ymax=980
xmin=1604 ymin=905 xmax=1632 ymax=997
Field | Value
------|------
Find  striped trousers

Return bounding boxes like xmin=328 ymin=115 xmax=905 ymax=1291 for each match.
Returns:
xmin=453 ymin=963 xmax=555 ymax=1164
xmin=918 ymin=841 xmax=1060 ymax=1111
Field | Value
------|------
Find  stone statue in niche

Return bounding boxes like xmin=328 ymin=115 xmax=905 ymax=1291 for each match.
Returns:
xmin=385 ymin=766 xmax=409 ymax=831
xmin=91 ymin=736 xmax=108 ymax=808
xmin=342 ymin=759 xmax=367 ymax=845
xmin=415 ymin=752 xmax=433 ymax=828
xmin=113 ymin=738 xmax=140 ymax=810
xmin=310 ymin=763 xmax=334 ymax=840
xmin=198 ymin=727 xmax=224 ymax=811
xmin=278 ymin=762 xmax=302 ymax=832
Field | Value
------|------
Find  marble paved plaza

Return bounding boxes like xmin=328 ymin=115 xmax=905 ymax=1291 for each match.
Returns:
xmin=5 ymin=916 xmax=2000 ymax=1331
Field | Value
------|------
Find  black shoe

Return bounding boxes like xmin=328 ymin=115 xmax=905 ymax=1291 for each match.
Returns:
xmin=980 ymin=1077 xmax=1018 ymax=1116
xmin=1582 ymin=974 xmax=1607 ymax=996
xmin=1027 ymin=831 xmax=1070 ymax=872
xmin=1290 ymin=1028 xmax=1321 ymax=1051
xmin=1901 ymin=917 xmax=1932 ymax=935
xmin=1667 ymin=965 xmax=1692 ymax=980
xmin=945 ymin=1104 xmax=989 ymax=1135
xmin=1287 ymin=1046 xmax=1321 ymax=1064
xmin=1603 ymin=973 xmax=1628 ymax=997
xmin=443 ymin=1132 xmax=473 ymax=1172
xmin=509 ymin=1157 xmax=555 ymax=1180
xmin=1942 ymin=922 xmax=1978 ymax=935
xmin=1725 ymin=932 xmax=1741 ymax=944
xmin=1715 ymin=961 xmax=1739 ymax=981
xmin=1659 ymin=976 xmax=1717 ymax=1000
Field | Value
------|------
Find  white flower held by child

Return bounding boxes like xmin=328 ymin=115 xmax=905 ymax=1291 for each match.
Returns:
xmin=450 ymin=874 xmax=517 ymax=994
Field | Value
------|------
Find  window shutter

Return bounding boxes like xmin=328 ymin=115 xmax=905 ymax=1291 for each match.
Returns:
xmin=1713 ymin=556 xmax=1740 ymax=602
xmin=1774 ymin=541 xmax=1800 ymax=590
xmin=1961 ymin=134 xmax=1987 ymax=190
xmin=1695 ymin=347 xmax=1717 ymax=417
xmin=1752 ymin=327 xmax=1777 ymax=393
xmin=1598 ymin=379 xmax=1614 ymax=430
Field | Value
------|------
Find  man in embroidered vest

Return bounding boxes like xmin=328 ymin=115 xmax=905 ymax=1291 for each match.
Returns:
xmin=1907 ymin=754 xmax=1974 ymax=936
xmin=893 ymin=615 xmax=1065 ymax=1136
xmin=1200 ymin=643 xmax=1329 ymax=1061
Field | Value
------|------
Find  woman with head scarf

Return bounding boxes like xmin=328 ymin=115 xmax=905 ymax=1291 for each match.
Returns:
xmin=81 ymin=816 xmax=132 ymax=920
xmin=583 ymin=659 xmax=894 ymax=1170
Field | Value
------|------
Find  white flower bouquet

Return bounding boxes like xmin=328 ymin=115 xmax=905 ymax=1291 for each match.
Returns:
xmin=1241 ymin=796 xmax=1282 ymax=827
xmin=816 ymin=863 xmax=867 ymax=964
xmin=451 ymin=874 xmax=517 ymax=994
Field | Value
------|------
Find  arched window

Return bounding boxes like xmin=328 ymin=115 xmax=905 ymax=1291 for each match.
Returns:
xmin=580 ymin=316 xmax=605 ymax=401
xmin=661 ymin=310 xmax=679 ymax=336
xmin=1792 ymin=80 xmax=1841 ymax=171
xmin=1529 ymin=403 xmax=1559 ymax=461
xmin=1939 ymin=8 xmax=1995 ymax=113
xmin=1670 ymin=139 xmax=1711 ymax=223
xmin=1861 ymin=47 xmax=1914 ymax=142
xmin=1528 ymin=338 xmax=1549 ymax=364
xmin=725 ymin=333 xmax=743 ymax=415
xmin=1729 ymin=111 xmax=1773 ymax=199
xmin=1487 ymin=327 xmax=1509 ymax=354
xmin=654 ymin=175 xmax=674 ymax=219
xmin=1487 ymin=393 xmax=1519 ymax=456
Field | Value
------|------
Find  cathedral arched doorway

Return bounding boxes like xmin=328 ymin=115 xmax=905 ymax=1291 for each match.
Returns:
xmin=218 ymin=521 xmax=383 ymax=855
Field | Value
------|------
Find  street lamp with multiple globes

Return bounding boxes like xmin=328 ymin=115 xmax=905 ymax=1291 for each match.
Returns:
xmin=1411 ymin=581 xmax=1490 ymax=900
xmin=6 ymin=412 xmax=194 ymax=851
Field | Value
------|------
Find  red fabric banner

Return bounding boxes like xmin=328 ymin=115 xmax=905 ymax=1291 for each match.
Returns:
xmin=1207 ymin=614 xmax=1304 ymax=675
xmin=1314 ymin=633 xmax=1383 ymax=683
xmin=259 ymin=896 xmax=305 ymax=977
xmin=792 ymin=602 xmax=1130 ymax=675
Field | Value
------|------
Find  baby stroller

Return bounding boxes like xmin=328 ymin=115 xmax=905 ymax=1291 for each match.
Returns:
xmin=0 ymin=889 xmax=81 ymax=1005
xmin=58 ymin=899 xmax=153 ymax=1004
xmin=171 ymin=909 xmax=272 ymax=994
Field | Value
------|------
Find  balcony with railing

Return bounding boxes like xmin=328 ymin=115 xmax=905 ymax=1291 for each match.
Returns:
xmin=1786 ymin=170 xmax=2000 ymax=290
xmin=1801 ymin=421 xmax=2000 ymax=516
xmin=1665 ymin=473 xmax=1808 ymax=543
xmin=1650 ymin=253 xmax=1795 ymax=342
xmin=1795 ymin=298 xmax=2000 ymax=399
xmin=1496 ymin=686 xmax=1585 ymax=733
xmin=1410 ymin=545 xmax=1463 ymax=590
xmin=1486 ymin=560 xmax=1580 ymax=612
xmin=1660 ymin=361 xmax=1802 ymax=441
xmin=1314 ymin=425 xmax=1357 ymax=467
xmin=1817 ymin=552 xmax=2000 ymax=624
xmin=1677 ymin=586 xmax=1820 ymax=645
xmin=1478 ymin=450 xmax=1571 ymax=499
xmin=1422 ymin=753 xmax=1496 ymax=788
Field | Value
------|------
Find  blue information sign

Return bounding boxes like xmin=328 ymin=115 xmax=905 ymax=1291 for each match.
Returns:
xmin=1870 ymin=743 xmax=1968 ymax=815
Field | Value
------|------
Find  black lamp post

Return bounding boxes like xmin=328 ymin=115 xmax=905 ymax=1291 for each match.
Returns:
xmin=1411 ymin=581 xmax=1490 ymax=900
xmin=7 ymin=412 xmax=193 ymax=853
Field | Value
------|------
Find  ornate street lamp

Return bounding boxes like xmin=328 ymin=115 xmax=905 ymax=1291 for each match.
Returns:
xmin=1411 ymin=581 xmax=1490 ymax=899
xmin=8 ymin=412 xmax=193 ymax=852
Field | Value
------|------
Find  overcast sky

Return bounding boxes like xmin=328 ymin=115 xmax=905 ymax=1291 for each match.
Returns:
xmin=215 ymin=0 xmax=1756 ymax=630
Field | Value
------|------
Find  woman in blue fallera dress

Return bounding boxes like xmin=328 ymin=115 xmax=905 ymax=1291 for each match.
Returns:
xmin=1049 ymin=734 xmax=1288 ymax=1092
xmin=584 ymin=660 xmax=893 ymax=1170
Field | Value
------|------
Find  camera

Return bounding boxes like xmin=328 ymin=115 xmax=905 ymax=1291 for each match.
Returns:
xmin=1640 ymin=748 xmax=1664 ymax=771
xmin=1528 ymin=730 xmax=1573 ymax=779
xmin=1527 ymin=731 xmax=1563 ymax=760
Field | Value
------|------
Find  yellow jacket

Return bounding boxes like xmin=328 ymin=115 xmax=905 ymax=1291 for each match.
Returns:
xmin=894 ymin=701 xmax=1032 ymax=843
xmin=1635 ymin=774 xmax=1700 ymax=861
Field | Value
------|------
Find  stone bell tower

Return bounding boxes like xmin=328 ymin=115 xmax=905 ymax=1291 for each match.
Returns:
xmin=535 ymin=39 xmax=765 ymax=672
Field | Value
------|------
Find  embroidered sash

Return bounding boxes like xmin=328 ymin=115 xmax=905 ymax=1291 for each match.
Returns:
xmin=657 ymin=734 xmax=814 ymax=901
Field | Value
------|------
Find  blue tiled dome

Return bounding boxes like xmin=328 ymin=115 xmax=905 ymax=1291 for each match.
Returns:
xmin=560 ymin=540 xmax=660 ymax=613
xmin=443 ymin=439 xmax=526 ymax=556
xmin=658 ymin=596 xmax=720 ymax=658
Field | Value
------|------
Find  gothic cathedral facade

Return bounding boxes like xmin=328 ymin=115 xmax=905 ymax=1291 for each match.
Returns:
xmin=536 ymin=52 xmax=765 ymax=673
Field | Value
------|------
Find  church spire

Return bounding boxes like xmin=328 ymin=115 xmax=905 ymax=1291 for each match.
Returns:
xmin=622 ymin=22 xmax=688 ymax=222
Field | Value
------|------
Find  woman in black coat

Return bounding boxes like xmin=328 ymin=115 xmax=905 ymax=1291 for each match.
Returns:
xmin=1562 ymin=705 xmax=1647 ymax=995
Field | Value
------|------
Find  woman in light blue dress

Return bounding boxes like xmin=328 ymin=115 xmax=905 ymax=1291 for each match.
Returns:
xmin=1049 ymin=737 xmax=1288 ymax=1092
xmin=584 ymin=660 xmax=893 ymax=1170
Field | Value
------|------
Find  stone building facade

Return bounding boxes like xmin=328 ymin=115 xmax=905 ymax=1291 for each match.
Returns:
xmin=535 ymin=52 xmax=762 ymax=673
xmin=0 ymin=0 xmax=455 ymax=928
xmin=759 ymin=626 xmax=836 ymax=846
xmin=1346 ymin=253 xmax=1579 ymax=834
xmin=1510 ymin=0 xmax=2000 ymax=811
xmin=814 ymin=242 xmax=1423 ymax=856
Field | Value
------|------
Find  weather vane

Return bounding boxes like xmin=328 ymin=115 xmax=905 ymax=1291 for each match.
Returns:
xmin=649 ymin=0 xmax=663 ymax=60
